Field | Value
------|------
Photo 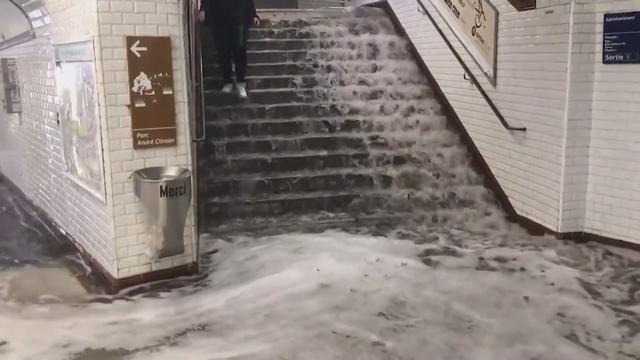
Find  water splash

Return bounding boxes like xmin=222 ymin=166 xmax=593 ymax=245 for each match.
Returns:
xmin=299 ymin=8 xmax=500 ymax=227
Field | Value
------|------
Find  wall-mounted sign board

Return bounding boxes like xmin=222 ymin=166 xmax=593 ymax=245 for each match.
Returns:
xmin=1 ymin=58 xmax=21 ymax=113
xmin=428 ymin=0 xmax=499 ymax=85
xmin=126 ymin=36 xmax=177 ymax=149
xmin=54 ymin=40 xmax=107 ymax=201
xmin=603 ymin=11 xmax=640 ymax=64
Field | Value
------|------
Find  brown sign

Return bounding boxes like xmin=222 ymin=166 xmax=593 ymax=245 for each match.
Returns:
xmin=126 ymin=36 xmax=177 ymax=149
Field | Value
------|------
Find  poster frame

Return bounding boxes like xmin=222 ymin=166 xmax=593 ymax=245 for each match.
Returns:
xmin=426 ymin=0 xmax=499 ymax=86
xmin=54 ymin=39 xmax=107 ymax=203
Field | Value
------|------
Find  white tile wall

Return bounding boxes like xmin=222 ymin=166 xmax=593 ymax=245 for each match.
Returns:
xmin=95 ymin=0 xmax=197 ymax=277
xmin=0 ymin=0 xmax=197 ymax=279
xmin=584 ymin=0 xmax=640 ymax=245
xmin=558 ymin=0 xmax=595 ymax=233
xmin=375 ymin=0 xmax=640 ymax=244
xmin=0 ymin=0 xmax=117 ymax=275
xmin=388 ymin=0 xmax=573 ymax=230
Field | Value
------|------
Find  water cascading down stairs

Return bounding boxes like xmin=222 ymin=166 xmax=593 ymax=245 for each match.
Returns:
xmin=199 ymin=7 xmax=499 ymax=230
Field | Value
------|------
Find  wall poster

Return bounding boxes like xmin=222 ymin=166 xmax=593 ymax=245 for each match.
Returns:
xmin=54 ymin=40 xmax=106 ymax=201
xmin=428 ymin=0 xmax=499 ymax=85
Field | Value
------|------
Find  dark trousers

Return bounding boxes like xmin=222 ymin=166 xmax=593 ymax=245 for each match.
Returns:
xmin=211 ymin=23 xmax=249 ymax=84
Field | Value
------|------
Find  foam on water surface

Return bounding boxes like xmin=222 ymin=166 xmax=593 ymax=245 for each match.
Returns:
xmin=1 ymin=230 xmax=639 ymax=359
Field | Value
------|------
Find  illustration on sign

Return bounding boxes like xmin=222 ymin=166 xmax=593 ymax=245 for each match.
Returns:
xmin=126 ymin=36 xmax=177 ymax=149
xmin=54 ymin=41 xmax=106 ymax=200
xmin=603 ymin=11 xmax=640 ymax=64
xmin=425 ymin=0 xmax=498 ymax=84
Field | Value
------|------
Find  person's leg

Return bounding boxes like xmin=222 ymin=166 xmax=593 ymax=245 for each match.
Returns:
xmin=211 ymin=22 xmax=233 ymax=90
xmin=233 ymin=24 xmax=250 ymax=97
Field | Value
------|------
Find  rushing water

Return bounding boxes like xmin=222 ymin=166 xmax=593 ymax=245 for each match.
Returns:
xmin=302 ymin=8 xmax=496 ymax=227
xmin=1 ymin=8 xmax=640 ymax=360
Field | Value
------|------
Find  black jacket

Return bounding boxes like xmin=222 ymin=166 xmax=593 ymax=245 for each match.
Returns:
xmin=200 ymin=0 xmax=258 ymax=26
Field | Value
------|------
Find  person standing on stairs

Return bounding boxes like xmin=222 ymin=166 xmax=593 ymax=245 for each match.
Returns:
xmin=199 ymin=0 xmax=260 ymax=99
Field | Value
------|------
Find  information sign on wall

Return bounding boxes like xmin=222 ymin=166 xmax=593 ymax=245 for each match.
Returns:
xmin=429 ymin=0 xmax=499 ymax=84
xmin=126 ymin=36 xmax=177 ymax=149
xmin=54 ymin=40 xmax=107 ymax=200
xmin=1 ymin=58 xmax=21 ymax=114
xmin=603 ymin=11 xmax=640 ymax=64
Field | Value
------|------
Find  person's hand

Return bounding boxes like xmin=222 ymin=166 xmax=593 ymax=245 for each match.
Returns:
xmin=253 ymin=16 xmax=260 ymax=27
xmin=198 ymin=10 xmax=206 ymax=23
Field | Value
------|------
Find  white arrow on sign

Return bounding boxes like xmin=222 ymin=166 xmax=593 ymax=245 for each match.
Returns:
xmin=130 ymin=40 xmax=148 ymax=58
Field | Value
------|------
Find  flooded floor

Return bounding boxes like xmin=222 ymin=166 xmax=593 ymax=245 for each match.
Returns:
xmin=0 ymin=176 xmax=93 ymax=304
xmin=1 ymin=190 xmax=640 ymax=360
xmin=2 ymin=166 xmax=640 ymax=360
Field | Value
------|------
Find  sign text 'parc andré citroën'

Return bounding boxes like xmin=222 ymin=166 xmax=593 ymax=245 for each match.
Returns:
xmin=126 ymin=36 xmax=177 ymax=149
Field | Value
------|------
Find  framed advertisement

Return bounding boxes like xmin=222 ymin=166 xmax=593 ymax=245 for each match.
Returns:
xmin=428 ymin=0 xmax=499 ymax=85
xmin=54 ymin=40 xmax=106 ymax=201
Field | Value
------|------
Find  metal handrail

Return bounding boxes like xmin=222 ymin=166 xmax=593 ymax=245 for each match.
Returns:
xmin=188 ymin=0 xmax=207 ymax=143
xmin=416 ymin=1 xmax=526 ymax=132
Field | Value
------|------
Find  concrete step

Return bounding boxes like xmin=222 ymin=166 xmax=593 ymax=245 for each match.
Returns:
xmin=199 ymin=150 xmax=371 ymax=176
xmin=203 ymin=48 xmax=411 ymax=64
xmin=205 ymin=103 xmax=343 ymax=121
xmin=208 ymin=134 xmax=369 ymax=156
xmin=205 ymin=100 xmax=443 ymax=121
xmin=206 ymin=117 xmax=363 ymax=139
xmin=202 ymin=190 xmax=363 ymax=220
xmin=248 ymin=39 xmax=309 ymax=51
xmin=201 ymin=38 xmax=309 ymax=54
xmin=203 ymin=34 xmax=408 ymax=56
xmin=202 ymin=50 xmax=308 ymax=65
xmin=203 ymin=60 xmax=422 ymax=79
xmin=204 ymin=86 xmax=434 ymax=106
xmin=204 ymin=171 xmax=393 ymax=198
xmin=203 ymin=62 xmax=315 ymax=78
xmin=249 ymin=28 xmax=315 ymax=40
xmin=204 ymin=75 xmax=319 ymax=91
xmin=203 ymin=69 xmax=429 ymax=91
xmin=205 ymin=115 xmax=448 ymax=140
xmin=201 ymin=182 xmax=484 ymax=221
xmin=197 ymin=150 xmax=413 ymax=176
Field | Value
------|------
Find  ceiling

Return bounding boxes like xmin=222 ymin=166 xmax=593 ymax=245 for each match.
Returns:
xmin=0 ymin=0 xmax=48 ymax=51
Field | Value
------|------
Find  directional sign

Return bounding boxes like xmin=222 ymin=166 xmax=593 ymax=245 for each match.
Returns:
xmin=126 ymin=36 xmax=177 ymax=149
xmin=603 ymin=12 xmax=640 ymax=64
xmin=129 ymin=40 xmax=148 ymax=58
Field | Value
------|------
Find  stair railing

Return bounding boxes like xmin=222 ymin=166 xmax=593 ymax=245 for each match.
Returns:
xmin=416 ymin=1 xmax=526 ymax=132
xmin=186 ymin=0 xmax=207 ymax=143
xmin=184 ymin=0 xmax=206 ymax=246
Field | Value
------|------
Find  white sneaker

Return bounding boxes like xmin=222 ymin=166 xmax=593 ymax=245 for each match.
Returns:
xmin=237 ymin=82 xmax=248 ymax=99
xmin=221 ymin=83 xmax=234 ymax=93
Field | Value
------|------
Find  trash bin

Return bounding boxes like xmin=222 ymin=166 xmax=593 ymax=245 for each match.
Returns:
xmin=131 ymin=167 xmax=192 ymax=259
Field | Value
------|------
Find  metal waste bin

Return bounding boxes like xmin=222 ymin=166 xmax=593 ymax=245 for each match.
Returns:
xmin=131 ymin=167 xmax=192 ymax=259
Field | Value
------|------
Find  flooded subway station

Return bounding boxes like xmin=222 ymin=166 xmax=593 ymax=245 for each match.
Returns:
xmin=1 ymin=0 xmax=640 ymax=359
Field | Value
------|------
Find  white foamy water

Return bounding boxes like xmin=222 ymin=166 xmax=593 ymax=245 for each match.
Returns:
xmin=1 ymin=231 xmax=639 ymax=360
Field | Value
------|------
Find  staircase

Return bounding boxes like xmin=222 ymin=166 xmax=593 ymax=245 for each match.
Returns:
xmin=198 ymin=8 xmax=496 ymax=229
